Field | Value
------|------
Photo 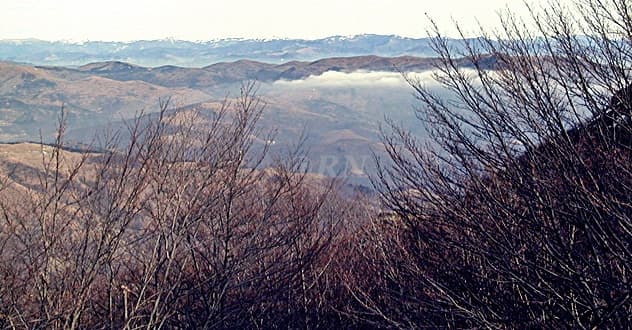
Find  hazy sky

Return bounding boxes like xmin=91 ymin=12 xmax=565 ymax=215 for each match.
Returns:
xmin=1 ymin=0 xmax=572 ymax=41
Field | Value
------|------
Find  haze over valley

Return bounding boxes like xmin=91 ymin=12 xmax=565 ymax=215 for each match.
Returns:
xmin=0 ymin=43 xmax=474 ymax=184
xmin=3 ymin=0 xmax=631 ymax=328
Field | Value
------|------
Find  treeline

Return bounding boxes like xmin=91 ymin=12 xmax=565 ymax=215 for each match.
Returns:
xmin=2 ymin=0 xmax=632 ymax=328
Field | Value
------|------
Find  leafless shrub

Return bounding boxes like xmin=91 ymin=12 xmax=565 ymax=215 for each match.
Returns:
xmin=0 ymin=82 xmax=355 ymax=329
xmin=361 ymin=0 xmax=632 ymax=328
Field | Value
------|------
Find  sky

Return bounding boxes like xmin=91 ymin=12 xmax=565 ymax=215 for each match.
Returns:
xmin=1 ymin=0 xmax=573 ymax=41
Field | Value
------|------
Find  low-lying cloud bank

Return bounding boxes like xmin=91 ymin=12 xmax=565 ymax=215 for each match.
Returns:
xmin=270 ymin=69 xmax=496 ymax=90
xmin=273 ymin=70 xmax=440 ymax=88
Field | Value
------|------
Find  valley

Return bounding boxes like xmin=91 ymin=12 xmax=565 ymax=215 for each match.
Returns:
xmin=0 ymin=55 xmax=443 ymax=185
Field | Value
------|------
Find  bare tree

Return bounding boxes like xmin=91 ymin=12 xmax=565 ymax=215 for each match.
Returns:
xmin=364 ymin=0 xmax=632 ymax=328
xmin=0 ymin=82 xmax=352 ymax=329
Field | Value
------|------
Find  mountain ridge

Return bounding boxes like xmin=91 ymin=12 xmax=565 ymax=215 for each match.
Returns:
xmin=0 ymin=34 xmax=477 ymax=67
xmin=29 ymin=55 xmax=443 ymax=89
xmin=0 ymin=53 xmax=493 ymax=142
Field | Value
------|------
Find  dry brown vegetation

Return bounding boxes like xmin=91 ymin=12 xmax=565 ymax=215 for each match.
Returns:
xmin=363 ymin=0 xmax=632 ymax=327
xmin=2 ymin=0 xmax=632 ymax=328
xmin=0 ymin=83 xmax=365 ymax=329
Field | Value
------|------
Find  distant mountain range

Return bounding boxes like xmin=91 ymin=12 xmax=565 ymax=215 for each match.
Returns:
xmin=0 ymin=48 xmax=497 ymax=183
xmin=0 ymin=55 xmax=448 ymax=185
xmin=0 ymin=34 xmax=472 ymax=67
xmin=0 ymin=53 xmax=497 ymax=141
xmin=0 ymin=55 xmax=451 ymax=140
xmin=45 ymin=55 xmax=448 ymax=87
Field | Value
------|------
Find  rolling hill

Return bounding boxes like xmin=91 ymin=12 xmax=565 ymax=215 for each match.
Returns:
xmin=0 ymin=55 xmax=478 ymax=183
